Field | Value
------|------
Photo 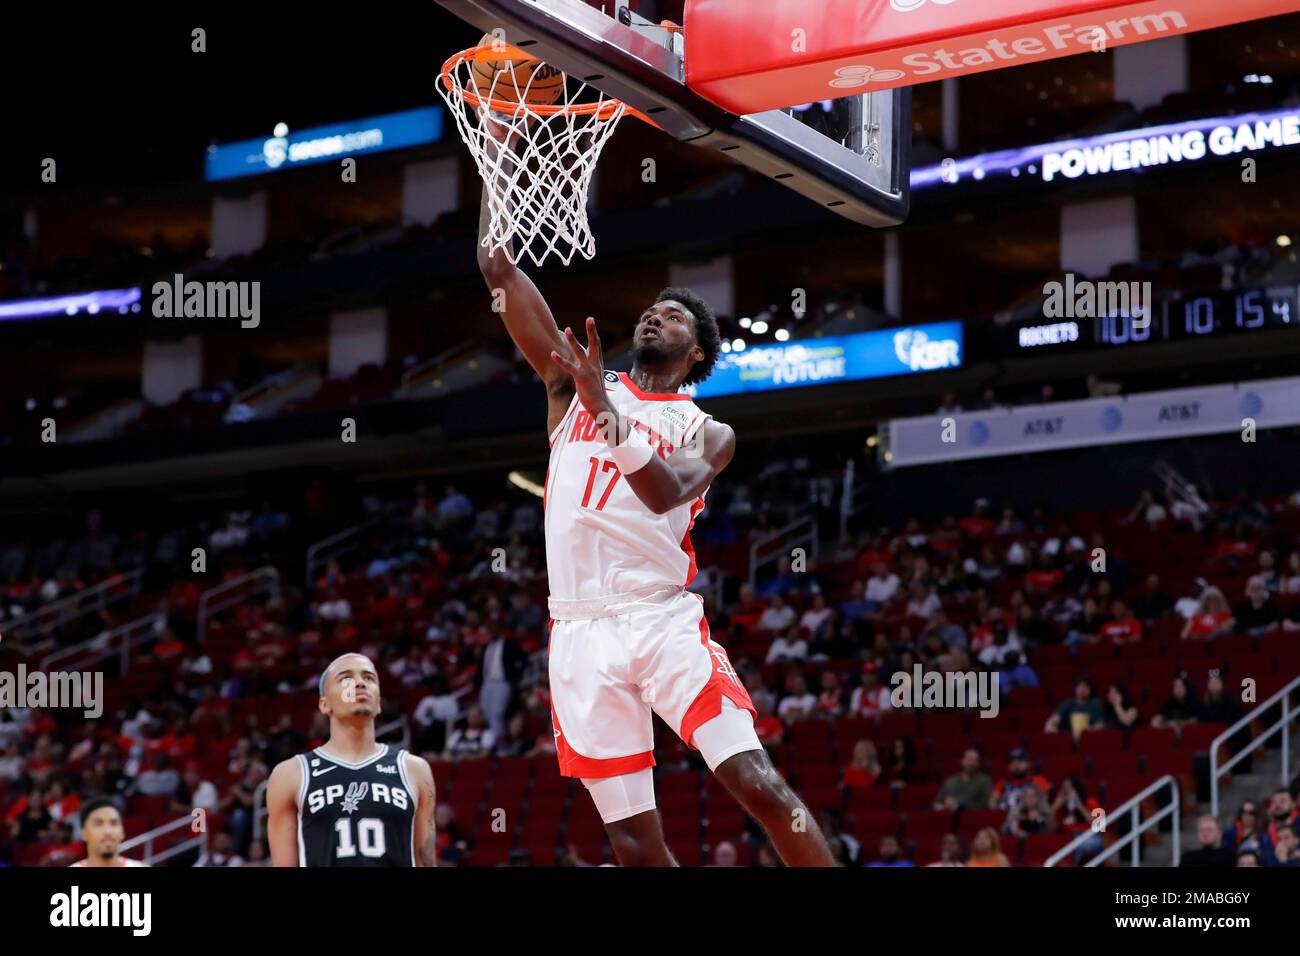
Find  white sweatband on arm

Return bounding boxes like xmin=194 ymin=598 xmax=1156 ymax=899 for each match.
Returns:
xmin=609 ymin=423 xmax=655 ymax=474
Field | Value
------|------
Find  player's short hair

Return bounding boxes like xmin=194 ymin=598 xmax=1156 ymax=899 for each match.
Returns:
xmin=318 ymin=652 xmax=372 ymax=697
xmin=80 ymin=796 xmax=123 ymax=827
xmin=655 ymin=286 xmax=720 ymax=385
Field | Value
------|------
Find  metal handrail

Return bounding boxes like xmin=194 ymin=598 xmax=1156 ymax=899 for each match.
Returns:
xmin=304 ymin=518 xmax=381 ymax=587
xmin=1044 ymin=775 xmax=1180 ymax=867
xmin=5 ymin=568 xmax=144 ymax=640
xmin=197 ymin=566 xmax=281 ymax=642
xmin=748 ymin=515 xmax=819 ymax=588
xmin=120 ymin=812 xmax=210 ymax=866
xmin=1210 ymin=674 xmax=1300 ymax=817
xmin=399 ymin=342 xmax=477 ymax=393
xmin=39 ymin=613 xmax=164 ymax=674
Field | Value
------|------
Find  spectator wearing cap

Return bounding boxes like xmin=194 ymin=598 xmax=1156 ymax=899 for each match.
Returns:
xmin=1181 ymin=815 xmax=1236 ymax=866
xmin=1044 ymin=679 xmax=1106 ymax=736
xmin=1232 ymin=576 xmax=1282 ymax=636
xmin=849 ymin=663 xmax=890 ymax=717
xmin=990 ymin=748 xmax=1051 ymax=812
xmin=933 ymin=748 xmax=993 ymax=811
xmin=1151 ymin=674 xmax=1199 ymax=730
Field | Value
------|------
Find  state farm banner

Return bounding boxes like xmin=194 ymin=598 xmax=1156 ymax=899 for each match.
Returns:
xmin=881 ymin=376 xmax=1300 ymax=468
xmin=685 ymin=0 xmax=1300 ymax=115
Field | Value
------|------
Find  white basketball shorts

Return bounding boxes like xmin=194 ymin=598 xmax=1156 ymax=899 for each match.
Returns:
xmin=547 ymin=586 xmax=758 ymax=779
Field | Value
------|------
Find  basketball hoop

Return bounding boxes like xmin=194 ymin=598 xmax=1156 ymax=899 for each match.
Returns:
xmin=438 ymin=41 xmax=653 ymax=267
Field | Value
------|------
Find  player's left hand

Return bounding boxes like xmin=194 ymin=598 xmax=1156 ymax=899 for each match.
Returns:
xmin=551 ymin=317 xmax=617 ymax=430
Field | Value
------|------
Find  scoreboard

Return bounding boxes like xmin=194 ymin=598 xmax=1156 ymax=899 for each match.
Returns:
xmin=1001 ymin=285 xmax=1299 ymax=354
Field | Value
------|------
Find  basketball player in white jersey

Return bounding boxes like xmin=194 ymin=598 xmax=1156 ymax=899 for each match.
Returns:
xmin=265 ymin=653 xmax=438 ymax=866
xmin=477 ymin=180 xmax=834 ymax=865
xmin=71 ymin=798 xmax=149 ymax=867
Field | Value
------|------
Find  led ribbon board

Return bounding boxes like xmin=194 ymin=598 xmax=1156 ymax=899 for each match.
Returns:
xmin=911 ymin=106 xmax=1300 ymax=189
xmin=684 ymin=0 xmax=1300 ymax=115
xmin=205 ymin=107 xmax=443 ymax=181
xmin=685 ymin=321 xmax=964 ymax=400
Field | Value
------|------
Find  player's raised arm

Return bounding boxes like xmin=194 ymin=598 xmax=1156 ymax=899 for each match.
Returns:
xmin=405 ymin=753 xmax=439 ymax=867
xmin=265 ymin=757 xmax=302 ymax=867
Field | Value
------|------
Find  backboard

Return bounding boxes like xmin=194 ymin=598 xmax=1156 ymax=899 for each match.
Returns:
xmin=436 ymin=0 xmax=911 ymax=227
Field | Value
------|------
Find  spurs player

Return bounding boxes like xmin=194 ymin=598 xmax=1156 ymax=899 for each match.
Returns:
xmin=477 ymin=184 xmax=834 ymax=866
xmin=266 ymin=653 xmax=437 ymax=866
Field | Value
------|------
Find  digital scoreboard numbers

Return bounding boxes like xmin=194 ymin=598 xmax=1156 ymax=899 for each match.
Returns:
xmin=1005 ymin=285 xmax=1300 ymax=354
xmin=1166 ymin=287 xmax=1297 ymax=340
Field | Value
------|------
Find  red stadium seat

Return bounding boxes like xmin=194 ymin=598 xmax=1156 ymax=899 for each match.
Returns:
xmin=895 ymin=784 xmax=936 ymax=811
xmin=846 ymin=786 xmax=895 ymax=812
xmin=902 ymin=809 xmax=956 ymax=836
xmin=955 ymin=808 xmax=1004 ymax=839
xmin=1076 ymin=729 xmax=1127 ymax=754
xmin=1019 ymin=833 xmax=1075 ymax=866
xmin=1178 ymin=722 xmax=1227 ymax=751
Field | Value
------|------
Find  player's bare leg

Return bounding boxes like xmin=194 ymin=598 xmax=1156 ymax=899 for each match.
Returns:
xmin=712 ymin=749 xmax=835 ymax=866
xmin=603 ymin=810 xmax=678 ymax=866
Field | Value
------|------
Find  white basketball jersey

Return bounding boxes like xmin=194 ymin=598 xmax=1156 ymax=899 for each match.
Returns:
xmin=544 ymin=371 xmax=714 ymax=602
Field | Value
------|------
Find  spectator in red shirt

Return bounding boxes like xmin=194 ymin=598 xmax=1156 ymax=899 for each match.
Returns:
xmin=1024 ymin=552 xmax=1065 ymax=594
xmin=842 ymin=739 xmax=881 ymax=789
xmin=990 ymin=748 xmax=1052 ymax=812
xmin=1181 ymin=588 xmax=1234 ymax=639
xmin=1100 ymin=600 xmax=1143 ymax=644
xmin=816 ymin=672 xmax=844 ymax=718
xmin=960 ymin=499 xmax=996 ymax=540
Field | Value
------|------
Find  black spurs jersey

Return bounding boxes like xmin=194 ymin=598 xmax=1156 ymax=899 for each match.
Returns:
xmin=295 ymin=744 xmax=417 ymax=867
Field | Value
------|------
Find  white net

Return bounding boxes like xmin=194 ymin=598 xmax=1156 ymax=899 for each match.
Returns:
xmin=438 ymin=46 xmax=630 ymax=267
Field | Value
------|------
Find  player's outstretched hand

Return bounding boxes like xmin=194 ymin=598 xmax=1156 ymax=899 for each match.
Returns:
xmin=550 ymin=317 xmax=616 ymax=426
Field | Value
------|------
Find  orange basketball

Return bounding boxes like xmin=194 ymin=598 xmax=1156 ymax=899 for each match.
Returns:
xmin=470 ymin=33 xmax=565 ymax=106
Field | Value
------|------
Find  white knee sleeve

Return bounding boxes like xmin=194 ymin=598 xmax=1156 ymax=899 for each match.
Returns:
xmin=581 ymin=767 xmax=657 ymax=824
xmin=692 ymin=698 xmax=763 ymax=772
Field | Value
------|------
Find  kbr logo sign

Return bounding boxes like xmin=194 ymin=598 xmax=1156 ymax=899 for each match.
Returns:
xmin=890 ymin=0 xmax=959 ymax=11
xmin=894 ymin=328 xmax=960 ymax=371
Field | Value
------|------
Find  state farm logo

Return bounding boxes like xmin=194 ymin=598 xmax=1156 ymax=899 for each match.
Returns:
xmin=891 ymin=0 xmax=959 ymax=11
xmin=830 ymin=65 xmax=906 ymax=88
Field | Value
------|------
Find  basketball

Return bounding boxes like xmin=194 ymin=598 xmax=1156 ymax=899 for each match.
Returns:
xmin=471 ymin=33 xmax=564 ymax=106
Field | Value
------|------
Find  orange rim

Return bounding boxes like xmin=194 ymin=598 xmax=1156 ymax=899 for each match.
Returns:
xmin=439 ymin=44 xmax=659 ymax=128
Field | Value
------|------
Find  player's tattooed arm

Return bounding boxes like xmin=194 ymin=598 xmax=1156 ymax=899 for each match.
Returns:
xmin=407 ymin=754 xmax=439 ymax=867
xmin=265 ymin=758 xmax=302 ymax=867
